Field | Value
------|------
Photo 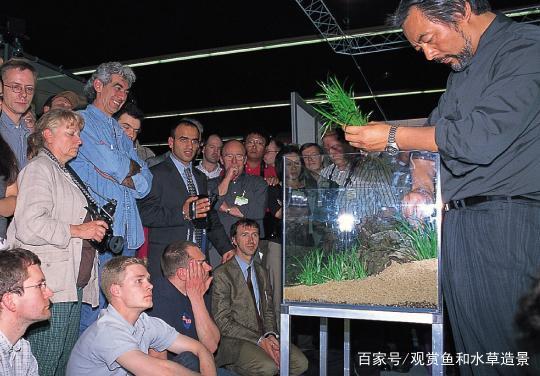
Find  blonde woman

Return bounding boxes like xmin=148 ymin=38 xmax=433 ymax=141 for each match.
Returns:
xmin=8 ymin=109 xmax=108 ymax=376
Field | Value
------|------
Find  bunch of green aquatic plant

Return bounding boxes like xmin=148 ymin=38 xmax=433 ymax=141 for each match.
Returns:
xmin=313 ymin=76 xmax=372 ymax=136
xmin=398 ymin=219 xmax=438 ymax=260
xmin=294 ymin=247 xmax=368 ymax=286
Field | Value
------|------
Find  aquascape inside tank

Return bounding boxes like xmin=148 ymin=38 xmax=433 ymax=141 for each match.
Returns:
xmin=282 ymin=151 xmax=441 ymax=310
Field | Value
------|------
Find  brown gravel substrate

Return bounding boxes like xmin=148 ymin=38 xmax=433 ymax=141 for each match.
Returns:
xmin=283 ymin=259 xmax=438 ymax=308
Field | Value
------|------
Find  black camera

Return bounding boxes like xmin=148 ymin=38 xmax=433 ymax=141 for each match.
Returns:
xmin=189 ymin=194 xmax=217 ymax=229
xmin=86 ymin=199 xmax=124 ymax=254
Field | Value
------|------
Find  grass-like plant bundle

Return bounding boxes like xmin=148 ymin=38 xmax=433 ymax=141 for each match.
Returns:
xmin=294 ymin=247 xmax=368 ymax=286
xmin=313 ymin=76 xmax=372 ymax=136
xmin=398 ymin=219 xmax=438 ymax=260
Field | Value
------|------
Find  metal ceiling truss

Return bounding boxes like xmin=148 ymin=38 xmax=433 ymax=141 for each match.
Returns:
xmin=294 ymin=1 xmax=540 ymax=55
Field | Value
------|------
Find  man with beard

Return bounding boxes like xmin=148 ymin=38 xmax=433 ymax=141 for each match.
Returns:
xmin=344 ymin=1 xmax=540 ymax=374
xmin=0 ymin=249 xmax=53 ymax=376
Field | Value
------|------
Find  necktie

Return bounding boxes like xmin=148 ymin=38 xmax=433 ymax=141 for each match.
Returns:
xmin=184 ymin=167 xmax=203 ymax=247
xmin=246 ymin=266 xmax=264 ymax=334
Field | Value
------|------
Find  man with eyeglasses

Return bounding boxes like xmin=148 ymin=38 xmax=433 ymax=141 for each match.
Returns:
xmin=0 ymin=59 xmax=37 ymax=168
xmin=138 ymin=120 xmax=233 ymax=277
xmin=0 ymin=248 xmax=53 ymax=376
xmin=209 ymin=140 xmax=267 ymax=264
xmin=114 ymin=102 xmax=155 ymax=162
xmin=69 ymin=61 xmax=153 ymax=333
xmin=147 ymin=240 xmax=234 ymax=375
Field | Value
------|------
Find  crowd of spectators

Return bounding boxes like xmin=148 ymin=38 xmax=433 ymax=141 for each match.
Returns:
xmin=0 ymin=54 xmax=420 ymax=375
xmin=2 ymin=57 xmax=377 ymax=375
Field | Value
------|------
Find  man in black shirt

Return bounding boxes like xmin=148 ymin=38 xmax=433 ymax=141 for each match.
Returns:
xmin=148 ymin=240 xmax=234 ymax=375
xmin=344 ymin=1 xmax=540 ymax=375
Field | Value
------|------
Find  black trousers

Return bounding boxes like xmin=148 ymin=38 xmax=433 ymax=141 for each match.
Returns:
xmin=442 ymin=200 xmax=540 ymax=375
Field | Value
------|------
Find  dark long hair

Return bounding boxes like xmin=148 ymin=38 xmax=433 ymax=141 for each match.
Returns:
xmin=0 ymin=134 xmax=19 ymax=185
xmin=275 ymin=145 xmax=316 ymax=187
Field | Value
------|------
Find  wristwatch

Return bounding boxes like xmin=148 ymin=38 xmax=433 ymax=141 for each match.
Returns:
xmin=385 ymin=125 xmax=399 ymax=156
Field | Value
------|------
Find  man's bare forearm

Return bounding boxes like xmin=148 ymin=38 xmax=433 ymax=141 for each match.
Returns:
xmin=397 ymin=126 xmax=438 ymax=152
xmin=191 ymin=296 xmax=220 ymax=353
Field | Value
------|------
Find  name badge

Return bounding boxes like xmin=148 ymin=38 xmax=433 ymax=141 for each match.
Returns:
xmin=235 ymin=195 xmax=249 ymax=206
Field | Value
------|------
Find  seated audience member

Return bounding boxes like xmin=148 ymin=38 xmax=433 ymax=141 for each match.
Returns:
xmin=138 ymin=120 xmax=233 ymax=277
xmin=148 ymin=240 xmax=235 ymax=375
xmin=209 ymin=140 xmax=267 ymax=257
xmin=0 ymin=134 xmax=18 ymax=249
xmin=115 ymin=102 xmax=156 ymax=162
xmin=0 ymin=248 xmax=54 ymax=376
xmin=212 ymin=219 xmax=308 ymax=376
xmin=67 ymin=256 xmax=216 ymax=376
xmin=8 ymin=109 xmax=107 ymax=375
xmin=196 ymin=133 xmax=223 ymax=179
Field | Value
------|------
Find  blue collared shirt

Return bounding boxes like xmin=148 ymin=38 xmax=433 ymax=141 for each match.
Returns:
xmin=69 ymin=105 xmax=152 ymax=249
xmin=235 ymin=255 xmax=261 ymax=313
xmin=0 ymin=112 xmax=29 ymax=169
xmin=169 ymin=155 xmax=200 ymax=194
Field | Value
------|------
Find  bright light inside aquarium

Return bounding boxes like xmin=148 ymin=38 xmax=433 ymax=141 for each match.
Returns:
xmin=403 ymin=203 xmax=436 ymax=219
xmin=337 ymin=213 xmax=355 ymax=232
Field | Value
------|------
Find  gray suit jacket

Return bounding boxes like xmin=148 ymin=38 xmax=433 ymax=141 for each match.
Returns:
xmin=211 ymin=257 xmax=277 ymax=365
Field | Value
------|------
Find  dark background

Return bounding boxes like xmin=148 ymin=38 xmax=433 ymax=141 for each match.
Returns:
xmin=2 ymin=0 xmax=538 ymax=146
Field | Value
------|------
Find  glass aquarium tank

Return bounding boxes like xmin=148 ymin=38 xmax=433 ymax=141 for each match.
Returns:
xmin=282 ymin=151 xmax=441 ymax=311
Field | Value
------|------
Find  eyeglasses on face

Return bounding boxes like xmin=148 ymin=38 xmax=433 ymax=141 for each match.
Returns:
xmin=223 ymin=153 xmax=245 ymax=161
xmin=7 ymin=281 xmax=48 ymax=296
xmin=23 ymin=281 xmax=48 ymax=291
xmin=3 ymin=83 xmax=35 ymax=95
